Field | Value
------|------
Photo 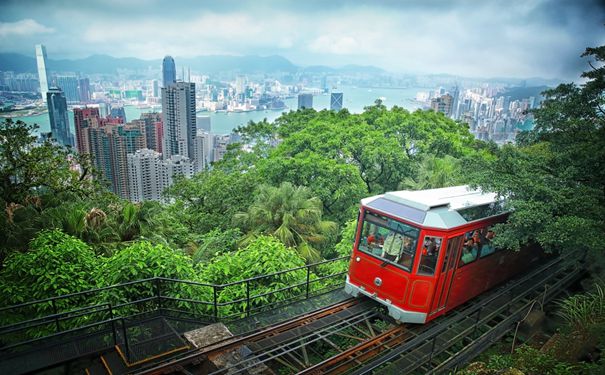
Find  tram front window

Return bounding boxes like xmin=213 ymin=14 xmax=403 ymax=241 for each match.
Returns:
xmin=358 ymin=210 xmax=420 ymax=271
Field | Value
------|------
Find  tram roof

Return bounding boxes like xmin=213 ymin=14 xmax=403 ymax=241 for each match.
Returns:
xmin=361 ymin=185 xmax=504 ymax=229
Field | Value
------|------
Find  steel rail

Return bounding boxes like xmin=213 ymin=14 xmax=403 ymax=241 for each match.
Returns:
xmin=134 ymin=298 xmax=359 ymax=375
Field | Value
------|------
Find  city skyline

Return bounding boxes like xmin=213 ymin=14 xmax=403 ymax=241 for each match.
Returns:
xmin=0 ymin=1 xmax=603 ymax=80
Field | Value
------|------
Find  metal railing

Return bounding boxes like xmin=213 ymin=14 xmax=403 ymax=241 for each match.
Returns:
xmin=0 ymin=255 xmax=349 ymax=368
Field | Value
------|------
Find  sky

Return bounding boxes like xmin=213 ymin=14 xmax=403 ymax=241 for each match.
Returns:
xmin=0 ymin=0 xmax=604 ymax=80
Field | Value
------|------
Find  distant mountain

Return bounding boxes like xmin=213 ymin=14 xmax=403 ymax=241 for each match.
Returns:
xmin=0 ymin=53 xmax=37 ymax=73
xmin=0 ymin=53 xmax=298 ymax=74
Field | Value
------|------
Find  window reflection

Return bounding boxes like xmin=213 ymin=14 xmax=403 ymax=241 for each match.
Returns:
xmin=418 ymin=236 xmax=442 ymax=276
xmin=358 ymin=211 xmax=419 ymax=271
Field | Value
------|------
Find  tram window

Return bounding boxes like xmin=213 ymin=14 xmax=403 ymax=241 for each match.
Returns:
xmin=479 ymin=227 xmax=497 ymax=258
xmin=417 ymin=236 xmax=442 ymax=276
xmin=459 ymin=229 xmax=480 ymax=266
xmin=357 ymin=211 xmax=419 ymax=272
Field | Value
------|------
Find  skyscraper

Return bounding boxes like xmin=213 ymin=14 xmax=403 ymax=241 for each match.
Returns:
xmin=151 ymin=79 xmax=159 ymax=97
xmin=140 ymin=112 xmax=163 ymax=153
xmin=330 ymin=92 xmax=343 ymax=111
xmin=35 ymin=44 xmax=49 ymax=103
xmin=161 ymin=81 xmax=196 ymax=160
xmin=162 ymin=56 xmax=176 ymax=88
xmin=78 ymin=78 xmax=90 ymax=103
xmin=55 ymin=76 xmax=80 ymax=103
xmin=128 ymin=149 xmax=163 ymax=202
xmin=73 ymin=107 xmax=100 ymax=154
xmin=298 ymin=93 xmax=313 ymax=110
xmin=46 ymin=87 xmax=73 ymax=147
xmin=88 ymin=120 xmax=147 ymax=198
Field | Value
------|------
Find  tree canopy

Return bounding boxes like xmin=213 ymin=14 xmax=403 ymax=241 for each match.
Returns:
xmin=466 ymin=45 xmax=605 ymax=255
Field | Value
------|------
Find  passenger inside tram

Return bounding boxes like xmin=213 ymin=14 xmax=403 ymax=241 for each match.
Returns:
xmin=358 ymin=211 xmax=420 ymax=271
xmin=418 ymin=236 xmax=442 ymax=275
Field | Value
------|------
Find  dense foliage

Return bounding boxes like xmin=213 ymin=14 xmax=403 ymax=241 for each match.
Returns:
xmin=466 ymin=46 xmax=605 ymax=256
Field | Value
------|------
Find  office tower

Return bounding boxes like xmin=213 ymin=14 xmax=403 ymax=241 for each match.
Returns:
xmin=235 ymin=75 xmax=246 ymax=96
xmin=128 ymin=149 xmax=163 ymax=202
xmin=46 ymin=87 xmax=73 ymax=147
xmin=74 ymin=107 xmax=100 ymax=154
xmin=35 ymin=44 xmax=49 ymax=103
xmin=162 ymin=56 xmax=176 ymax=88
xmin=110 ymin=106 xmax=127 ymax=122
xmin=152 ymin=79 xmax=159 ymax=97
xmin=55 ymin=76 xmax=80 ymax=103
xmin=161 ymin=81 xmax=196 ymax=160
xmin=321 ymin=76 xmax=328 ymax=93
xmin=297 ymin=93 xmax=313 ymax=110
xmin=330 ymin=92 xmax=343 ymax=111
xmin=140 ymin=112 xmax=163 ymax=153
xmin=78 ymin=78 xmax=90 ymax=103
xmin=196 ymin=116 xmax=211 ymax=132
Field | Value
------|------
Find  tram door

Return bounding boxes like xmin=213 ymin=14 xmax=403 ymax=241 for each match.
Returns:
xmin=429 ymin=235 xmax=463 ymax=315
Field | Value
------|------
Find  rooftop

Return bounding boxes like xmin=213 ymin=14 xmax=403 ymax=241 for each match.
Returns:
xmin=361 ymin=185 xmax=504 ymax=230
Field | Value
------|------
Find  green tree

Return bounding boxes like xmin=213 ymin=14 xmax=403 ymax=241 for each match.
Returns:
xmin=0 ymin=119 xmax=96 ymax=205
xmin=0 ymin=229 xmax=98 ymax=306
xmin=164 ymin=169 xmax=260 ymax=234
xmin=234 ymin=182 xmax=338 ymax=262
xmin=192 ymin=228 xmax=241 ymax=265
xmin=400 ymin=155 xmax=464 ymax=190
xmin=465 ymin=45 xmax=605 ymax=254
xmin=200 ymin=236 xmax=308 ymax=316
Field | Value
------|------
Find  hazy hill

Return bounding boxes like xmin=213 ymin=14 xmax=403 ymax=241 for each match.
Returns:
xmin=0 ymin=53 xmax=299 ymax=74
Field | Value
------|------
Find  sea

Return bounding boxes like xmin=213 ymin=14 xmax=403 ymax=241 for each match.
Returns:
xmin=5 ymin=86 xmax=425 ymax=136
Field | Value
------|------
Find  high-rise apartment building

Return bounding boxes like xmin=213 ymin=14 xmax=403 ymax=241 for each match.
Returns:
xmin=140 ymin=112 xmax=163 ymax=153
xmin=297 ymin=93 xmax=313 ymax=110
xmin=330 ymin=92 xmax=343 ymax=111
xmin=431 ymin=93 xmax=454 ymax=116
xmin=55 ymin=76 xmax=80 ymax=103
xmin=162 ymin=155 xmax=194 ymax=187
xmin=35 ymin=44 xmax=49 ymax=103
xmin=161 ymin=81 xmax=196 ymax=160
xmin=127 ymin=149 xmax=163 ymax=202
xmin=162 ymin=56 xmax=176 ymax=88
xmin=74 ymin=107 xmax=100 ymax=154
xmin=46 ymin=87 xmax=73 ymax=147
xmin=193 ymin=130 xmax=211 ymax=172
xmin=88 ymin=120 xmax=146 ymax=198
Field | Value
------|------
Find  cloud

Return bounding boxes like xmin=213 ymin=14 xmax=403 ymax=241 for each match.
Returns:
xmin=0 ymin=19 xmax=54 ymax=38
xmin=0 ymin=0 xmax=603 ymax=80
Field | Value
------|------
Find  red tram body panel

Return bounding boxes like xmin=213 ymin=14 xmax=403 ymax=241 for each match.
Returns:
xmin=344 ymin=186 xmax=541 ymax=324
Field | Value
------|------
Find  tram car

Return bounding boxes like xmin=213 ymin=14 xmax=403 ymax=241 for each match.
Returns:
xmin=344 ymin=185 xmax=541 ymax=324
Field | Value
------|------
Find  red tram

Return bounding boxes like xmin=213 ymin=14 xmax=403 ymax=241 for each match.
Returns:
xmin=344 ymin=185 xmax=541 ymax=324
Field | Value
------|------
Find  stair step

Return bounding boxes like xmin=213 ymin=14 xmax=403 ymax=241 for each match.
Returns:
xmin=101 ymin=350 xmax=128 ymax=375
xmin=86 ymin=358 xmax=109 ymax=375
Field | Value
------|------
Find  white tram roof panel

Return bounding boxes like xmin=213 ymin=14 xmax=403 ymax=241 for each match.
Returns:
xmin=361 ymin=185 xmax=503 ymax=230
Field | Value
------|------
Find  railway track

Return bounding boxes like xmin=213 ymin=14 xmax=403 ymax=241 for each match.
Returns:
xmin=133 ymin=252 xmax=584 ymax=375
xmin=135 ymin=298 xmax=404 ymax=375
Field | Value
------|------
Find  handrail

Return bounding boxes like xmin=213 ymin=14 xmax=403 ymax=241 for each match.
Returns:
xmin=0 ymin=256 xmax=349 ymax=313
xmin=0 ymin=255 xmax=349 ymax=355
